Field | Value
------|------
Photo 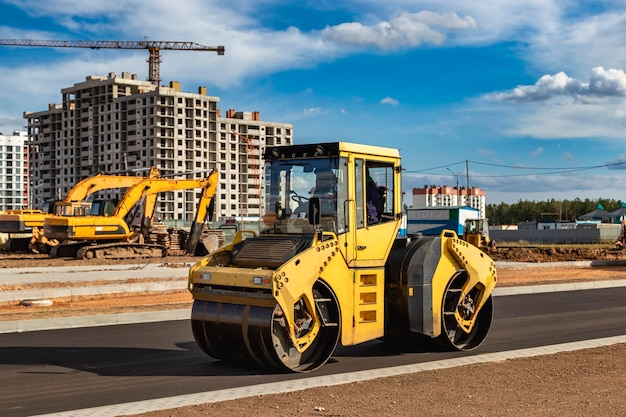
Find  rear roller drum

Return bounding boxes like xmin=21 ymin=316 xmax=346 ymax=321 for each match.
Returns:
xmin=191 ymin=280 xmax=341 ymax=373
xmin=437 ymin=273 xmax=493 ymax=351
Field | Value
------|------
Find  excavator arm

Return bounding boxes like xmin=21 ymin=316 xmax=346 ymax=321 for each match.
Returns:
xmin=114 ymin=172 xmax=216 ymax=221
xmin=185 ymin=170 xmax=219 ymax=254
xmin=64 ymin=167 xmax=160 ymax=201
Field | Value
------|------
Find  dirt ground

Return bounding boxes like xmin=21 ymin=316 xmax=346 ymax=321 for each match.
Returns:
xmin=488 ymin=244 xmax=626 ymax=263
xmin=126 ymin=343 xmax=626 ymax=417
xmin=2 ymin=248 xmax=626 ymax=416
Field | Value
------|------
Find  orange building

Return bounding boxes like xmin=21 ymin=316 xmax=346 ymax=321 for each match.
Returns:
xmin=412 ymin=185 xmax=486 ymax=218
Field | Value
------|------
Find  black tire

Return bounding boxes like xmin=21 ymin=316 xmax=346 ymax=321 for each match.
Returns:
xmin=437 ymin=273 xmax=493 ymax=351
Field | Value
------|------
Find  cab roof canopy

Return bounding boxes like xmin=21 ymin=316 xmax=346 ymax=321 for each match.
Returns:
xmin=264 ymin=142 xmax=400 ymax=161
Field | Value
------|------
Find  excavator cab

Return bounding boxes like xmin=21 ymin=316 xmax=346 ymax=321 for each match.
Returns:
xmin=53 ymin=199 xmax=118 ymax=217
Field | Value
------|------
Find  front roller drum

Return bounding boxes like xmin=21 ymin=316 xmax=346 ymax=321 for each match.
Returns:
xmin=191 ymin=280 xmax=341 ymax=373
xmin=437 ymin=273 xmax=494 ymax=351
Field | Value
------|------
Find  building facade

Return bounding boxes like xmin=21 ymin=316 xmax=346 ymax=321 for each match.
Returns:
xmin=24 ymin=72 xmax=292 ymax=220
xmin=0 ymin=131 xmax=28 ymax=211
xmin=412 ymin=185 xmax=486 ymax=218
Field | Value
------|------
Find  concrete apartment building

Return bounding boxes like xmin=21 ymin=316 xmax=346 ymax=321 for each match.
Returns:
xmin=0 ymin=130 xmax=29 ymax=211
xmin=24 ymin=72 xmax=292 ymax=220
xmin=412 ymin=185 xmax=486 ymax=218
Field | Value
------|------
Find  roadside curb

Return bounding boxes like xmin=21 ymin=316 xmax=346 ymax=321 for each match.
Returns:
xmin=4 ymin=278 xmax=626 ymax=334
xmin=495 ymin=259 xmax=626 ymax=269
xmin=0 ymin=280 xmax=187 ymax=304
xmin=493 ymin=278 xmax=626 ymax=296
xmin=0 ymin=308 xmax=189 ymax=334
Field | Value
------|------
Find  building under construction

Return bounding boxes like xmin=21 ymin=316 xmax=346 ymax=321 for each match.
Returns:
xmin=24 ymin=72 xmax=292 ymax=221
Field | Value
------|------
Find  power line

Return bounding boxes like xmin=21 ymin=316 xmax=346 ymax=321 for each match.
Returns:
xmin=405 ymin=160 xmax=626 ymax=178
xmin=404 ymin=161 xmax=466 ymax=173
xmin=468 ymin=160 xmax=626 ymax=170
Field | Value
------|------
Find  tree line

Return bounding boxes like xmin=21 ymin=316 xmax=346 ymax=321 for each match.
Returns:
xmin=486 ymin=198 xmax=625 ymax=225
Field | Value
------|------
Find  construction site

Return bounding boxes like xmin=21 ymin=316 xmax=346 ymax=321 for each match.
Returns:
xmin=1 ymin=34 xmax=625 ymax=417
xmin=0 ymin=38 xmax=291 ymax=223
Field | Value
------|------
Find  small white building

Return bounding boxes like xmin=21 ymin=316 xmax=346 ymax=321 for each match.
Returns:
xmin=0 ymin=131 xmax=28 ymax=210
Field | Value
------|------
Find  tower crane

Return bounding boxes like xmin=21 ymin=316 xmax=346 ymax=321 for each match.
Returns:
xmin=0 ymin=39 xmax=225 ymax=85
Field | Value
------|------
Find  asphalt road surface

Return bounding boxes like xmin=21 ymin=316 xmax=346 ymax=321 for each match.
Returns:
xmin=1 ymin=287 xmax=626 ymax=417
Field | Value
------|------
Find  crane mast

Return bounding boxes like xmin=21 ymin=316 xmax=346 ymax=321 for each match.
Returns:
xmin=0 ymin=39 xmax=225 ymax=85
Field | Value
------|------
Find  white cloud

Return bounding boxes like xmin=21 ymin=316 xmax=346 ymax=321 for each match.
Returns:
xmin=0 ymin=1 xmax=335 ymax=92
xmin=530 ymin=147 xmax=544 ymax=157
xmin=490 ymin=98 xmax=626 ymax=140
xmin=320 ymin=11 xmax=476 ymax=49
xmin=303 ymin=107 xmax=322 ymax=115
xmin=486 ymin=67 xmax=626 ymax=102
xmin=380 ymin=96 xmax=399 ymax=105
xmin=523 ymin=8 xmax=626 ymax=78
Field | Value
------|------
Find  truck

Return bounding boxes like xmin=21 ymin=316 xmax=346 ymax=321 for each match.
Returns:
xmin=188 ymin=142 xmax=497 ymax=372
xmin=44 ymin=170 xmax=218 ymax=259
xmin=0 ymin=167 xmax=160 ymax=253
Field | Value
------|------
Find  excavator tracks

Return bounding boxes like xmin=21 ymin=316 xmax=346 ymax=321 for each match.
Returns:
xmin=76 ymin=242 xmax=167 ymax=259
xmin=50 ymin=241 xmax=166 ymax=259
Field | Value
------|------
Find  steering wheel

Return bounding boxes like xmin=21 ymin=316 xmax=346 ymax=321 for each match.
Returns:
xmin=291 ymin=192 xmax=309 ymax=205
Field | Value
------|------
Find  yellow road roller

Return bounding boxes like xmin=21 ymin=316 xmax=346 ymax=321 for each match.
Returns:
xmin=188 ymin=142 xmax=496 ymax=372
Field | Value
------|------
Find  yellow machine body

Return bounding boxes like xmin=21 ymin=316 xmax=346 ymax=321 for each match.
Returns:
xmin=188 ymin=142 xmax=497 ymax=372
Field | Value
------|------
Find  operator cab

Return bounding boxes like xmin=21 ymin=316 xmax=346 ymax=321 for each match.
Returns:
xmin=53 ymin=199 xmax=118 ymax=217
xmin=262 ymin=142 xmax=398 ymax=238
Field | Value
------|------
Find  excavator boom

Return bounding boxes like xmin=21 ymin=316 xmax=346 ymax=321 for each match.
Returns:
xmin=64 ymin=167 xmax=160 ymax=201
xmin=0 ymin=168 xmax=160 ymax=253
xmin=45 ymin=170 xmax=219 ymax=258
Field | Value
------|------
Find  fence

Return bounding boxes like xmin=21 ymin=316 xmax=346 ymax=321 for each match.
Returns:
xmin=490 ymin=224 xmax=621 ymax=244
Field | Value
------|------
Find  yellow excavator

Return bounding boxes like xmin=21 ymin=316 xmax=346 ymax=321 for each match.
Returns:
xmin=188 ymin=142 xmax=497 ymax=372
xmin=45 ymin=169 xmax=219 ymax=259
xmin=0 ymin=167 xmax=160 ymax=253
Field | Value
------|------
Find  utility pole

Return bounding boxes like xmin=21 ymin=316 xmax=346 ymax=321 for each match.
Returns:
xmin=465 ymin=159 xmax=470 ymax=208
xmin=446 ymin=167 xmax=460 ymax=206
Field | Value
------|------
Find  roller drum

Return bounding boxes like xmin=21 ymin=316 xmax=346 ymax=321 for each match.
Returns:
xmin=191 ymin=280 xmax=341 ymax=373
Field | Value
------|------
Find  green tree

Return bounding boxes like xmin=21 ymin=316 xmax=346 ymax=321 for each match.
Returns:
xmin=485 ymin=197 xmax=622 ymax=225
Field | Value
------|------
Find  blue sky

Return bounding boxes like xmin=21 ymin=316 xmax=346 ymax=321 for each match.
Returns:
xmin=2 ymin=1 xmax=626 ymax=205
